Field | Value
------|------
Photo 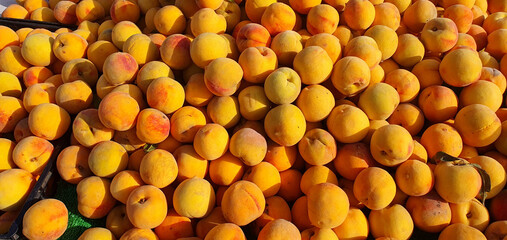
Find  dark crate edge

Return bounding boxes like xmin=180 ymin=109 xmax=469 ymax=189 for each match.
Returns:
xmin=0 ymin=136 xmax=67 ymax=240
xmin=0 ymin=18 xmax=77 ymax=31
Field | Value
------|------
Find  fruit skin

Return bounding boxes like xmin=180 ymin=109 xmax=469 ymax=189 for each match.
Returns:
xmin=52 ymin=32 xmax=88 ymax=63
xmin=421 ymin=123 xmax=463 ymax=159
xmin=468 ymin=156 xmax=506 ymax=199
xmin=418 ymin=85 xmax=458 ymax=123
xmin=264 ymin=104 xmax=306 ymax=147
xmin=439 ymin=47 xmax=482 ymax=87
xmin=103 ymin=52 xmax=138 ymax=86
xmin=369 ymin=204 xmax=414 ymax=240
xmin=22 ymin=199 xmax=68 ymax=240
xmin=332 ymin=207 xmax=369 ymax=240
xmin=0 ymin=169 xmax=35 ymax=212
xmin=454 ymin=104 xmax=502 ymax=147
xmin=78 ymin=227 xmax=115 ymax=240
xmin=12 ymin=136 xmax=53 ymax=175
xmin=370 ymin=124 xmax=414 ymax=167
xmin=450 ymin=198 xmax=490 ymax=231
xmin=88 ymin=140 xmax=128 ymax=178
xmin=221 ymin=180 xmax=266 ymax=226
xmin=438 ymin=223 xmax=487 ymax=240
xmin=358 ymin=83 xmax=400 ymax=121
xmin=406 ymin=191 xmax=452 ymax=233
xmin=293 ymin=46 xmax=333 ymax=85
xmin=98 ymin=92 xmax=140 ymax=131
xmin=484 ymin=221 xmax=507 ymax=240
xmin=264 ymin=67 xmax=301 ymax=105
xmin=343 ymin=0 xmax=375 ymax=31
xmin=353 ymin=167 xmax=396 ymax=210
xmin=140 ymin=149 xmax=178 ymax=189
xmin=77 ymin=176 xmax=117 ymax=219
xmin=120 ymin=228 xmax=158 ymax=240
xmin=434 ymin=160 xmax=482 ymax=204
xmin=327 ymin=104 xmax=370 ymax=143
xmin=204 ymin=223 xmax=246 ymax=240
xmin=258 ymin=219 xmax=301 ymax=240
xmin=307 ymin=183 xmax=349 ymax=229
xmin=173 ymin=178 xmax=215 ymax=218
xmin=420 ymin=18 xmax=459 ymax=53
xmin=55 ymin=80 xmax=93 ymax=115
xmin=204 ymin=58 xmax=243 ymax=97
xmin=0 ymin=96 xmax=27 ymax=133
xmin=56 ymin=145 xmax=92 ymax=185
xmin=395 ymin=160 xmax=434 ymax=197
xmin=126 ymin=185 xmax=168 ymax=229
xmin=110 ymin=170 xmax=143 ymax=204
xmin=154 ymin=209 xmax=194 ymax=240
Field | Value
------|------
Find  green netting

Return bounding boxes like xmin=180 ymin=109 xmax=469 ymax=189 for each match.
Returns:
xmin=54 ymin=180 xmax=105 ymax=240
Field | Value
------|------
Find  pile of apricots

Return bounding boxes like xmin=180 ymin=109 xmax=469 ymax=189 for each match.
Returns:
xmin=0 ymin=0 xmax=506 ymax=239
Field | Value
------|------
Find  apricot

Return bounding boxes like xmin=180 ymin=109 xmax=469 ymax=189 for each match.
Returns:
xmin=353 ymin=167 xmax=396 ymax=210
xmin=392 ymin=34 xmax=425 ymax=68
xmin=369 ymin=204 xmax=414 ymax=240
xmin=418 ymin=85 xmax=458 ymax=123
xmin=264 ymin=142 xmax=297 ymax=172
xmin=78 ymin=227 xmax=115 ymax=240
xmin=264 ymin=104 xmax=306 ymax=146
xmin=331 ymin=207 xmax=368 ymax=239
xmin=454 ymin=104 xmax=502 ymax=147
xmin=72 ymin=109 xmax=114 ymax=148
xmin=122 ymin=34 xmax=159 ymax=65
xmin=170 ymin=106 xmax=207 ymax=143
xmin=171 ymin=145 xmax=207 ymax=181
xmin=259 ymin=3 xmax=296 ymax=36
xmin=388 ymin=103 xmax=424 ymax=136
xmin=22 ymin=66 xmax=52 ymax=88
xmin=480 ymin=67 xmax=506 ymax=94
xmin=256 ymin=219 xmax=300 ymax=240
xmin=173 ymin=178 xmax=215 ymax=218
xmin=88 ymin=140 xmax=128 ymax=178
xmin=2 ymin=4 xmax=29 ymax=19
xmin=21 ymin=33 xmax=55 ymax=67
xmin=293 ymin=46 xmax=333 ymax=85
xmin=111 ymin=21 xmax=142 ymax=50
xmin=468 ymin=156 xmax=506 ymax=199
xmin=154 ymin=209 xmax=194 ymax=240
xmin=372 ymin=3 xmax=401 ymax=31
xmin=221 ymin=180 xmax=265 ymax=226
xmin=192 ymin=123 xmax=228 ymax=160
xmin=306 ymin=183 xmax=349 ymax=229
xmin=77 ymin=176 xmax=116 ymax=219
xmin=236 ymin=23 xmax=271 ymax=52
xmin=411 ymin=59 xmax=442 ymax=88
xmin=237 ymin=47 xmax=277 ymax=84
xmin=110 ymin=170 xmax=143 ymax=204
xmin=139 ymin=149 xmax=177 ymax=188
xmin=297 ymin=129 xmax=336 ymax=166
xmin=103 ymin=52 xmax=138 ymax=86
xmin=98 ymin=92 xmax=139 ymax=131
xmin=401 ymin=0 xmax=436 ymax=33
xmin=204 ymin=58 xmax=243 ymax=97
xmin=199 ymin=223 xmax=244 ymax=240
xmin=270 ymin=30 xmax=302 ymax=67
xmin=440 ymin=47 xmax=481 ymax=87
xmin=228 ymin=128 xmax=266 ymax=166
xmin=434 ymin=160 xmax=482 ymax=204
xmin=106 ymin=205 xmax=133 ymax=238
xmin=485 ymin=221 xmax=507 ymax=240
xmin=327 ymin=104 xmax=370 ymax=143
xmin=0 ymin=46 xmax=31 ymax=78
xmin=110 ymin=0 xmax=140 ymax=23
xmin=126 ymin=185 xmax=167 ymax=229
xmin=421 ymin=123 xmax=463 ymax=158
xmin=333 ymin=143 xmax=375 ymax=181
xmin=343 ymin=0 xmax=375 ymax=31
xmin=120 ymin=228 xmax=158 ymax=240
xmin=358 ymin=83 xmax=400 ymax=120
xmin=486 ymin=29 xmax=507 ymax=59
xmin=195 ymin=207 xmax=227 ymax=238
xmin=236 ymin=86 xmax=270 ymax=121
xmin=190 ymin=33 xmax=229 ymax=68
xmin=0 ymin=96 xmax=26 ymax=134
xmin=370 ymin=124 xmax=413 ymax=166
xmin=300 ymin=165 xmax=339 ymax=196
xmin=264 ymin=67 xmax=301 ymax=105
xmin=306 ymin=4 xmax=339 ymax=35
xmin=216 ymin=1 xmax=241 ymax=33
xmin=0 ymin=138 xmax=15 ymax=172
xmin=159 ymin=34 xmax=191 ymax=71
xmin=22 ymin=199 xmax=67 ymax=240
xmin=191 ymin=8 xmax=226 ymax=36
xmin=60 ymin=59 xmax=99 ymax=87
xmin=56 ymin=145 xmax=92 ymax=184
xmin=0 ymin=72 xmax=21 ymax=98
xmin=438 ymin=223 xmax=486 ymax=240
xmin=255 ymin=196 xmax=292 ymax=230
xmin=331 ymin=56 xmax=371 ymax=97
xmin=0 ymin=169 xmax=35 ymax=212
xmin=450 ymin=198 xmax=490 ymax=231
xmin=460 ymin=80 xmax=503 ymax=112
